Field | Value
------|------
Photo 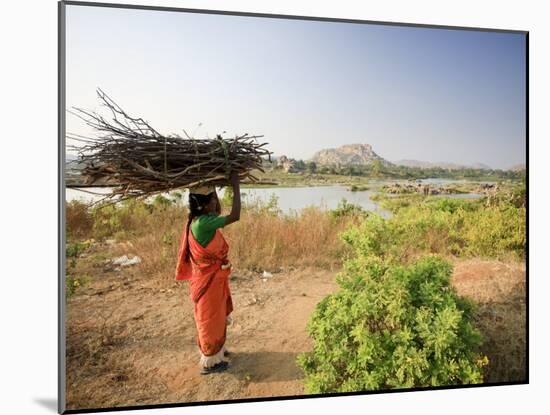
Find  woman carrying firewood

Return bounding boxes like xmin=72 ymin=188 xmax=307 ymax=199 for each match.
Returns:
xmin=175 ymin=171 xmax=241 ymax=375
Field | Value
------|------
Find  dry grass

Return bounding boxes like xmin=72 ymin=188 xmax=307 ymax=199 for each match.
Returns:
xmin=66 ymin=200 xmax=358 ymax=280
xmin=66 ymin=200 xmax=94 ymax=239
xmin=452 ymin=259 xmax=526 ymax=383
xmin=223 ymin=207 xmax=355 ymax=271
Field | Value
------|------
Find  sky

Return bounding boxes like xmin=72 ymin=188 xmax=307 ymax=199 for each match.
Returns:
xmin=65 ymin=5 xmax=526 ymax=169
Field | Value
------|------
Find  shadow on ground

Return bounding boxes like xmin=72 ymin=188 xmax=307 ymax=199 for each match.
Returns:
xmin=228 ymin=351 xmax=303 ymax=383
xmin=476 ymin=281 xmax=527 ymax=383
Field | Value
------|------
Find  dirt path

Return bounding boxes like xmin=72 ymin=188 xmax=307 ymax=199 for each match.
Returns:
xmin=66 ymin=251 xmax=526 ymax=410
xmin=66 ymin=262 xmax=338 ymax=410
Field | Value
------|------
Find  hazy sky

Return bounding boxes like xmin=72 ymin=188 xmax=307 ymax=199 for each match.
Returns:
xmin=66 ymin=5 xmax=526 ymax=169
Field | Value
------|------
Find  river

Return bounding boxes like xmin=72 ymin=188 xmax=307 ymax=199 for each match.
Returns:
xmin=66 ymin=179 xmax=484 ymax=218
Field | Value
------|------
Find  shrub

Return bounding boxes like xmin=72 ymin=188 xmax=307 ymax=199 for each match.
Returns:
xmin=151 ymin=194 xmax=174 ymax=210
xmin=91 ymin=199 xmax=152 ymax=240
xmin=330 ymin=198 xmax=368 ymax=220
xmin=66 ymin=200 xmax=94 ymax=238
xmin=297 ymin=255 xmax=487 ymax=393
xmin=66 ymin=241 xmax=92 ymax=298
xmin=350 ymin=184 xmax=369 ymax=192
xmin=360 ymin=195 xmax=525 ymax=260
xmin=220 ymin=186 xmax=233 ymax=208
xmin=66 ymin=274 xmax=91 ymax=298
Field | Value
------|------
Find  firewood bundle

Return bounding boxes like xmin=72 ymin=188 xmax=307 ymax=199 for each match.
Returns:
xmin=67 ymin=89 xmax=271 ymax=200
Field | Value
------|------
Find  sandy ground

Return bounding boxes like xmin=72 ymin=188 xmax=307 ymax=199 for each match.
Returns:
xmin=66 ymin=260 xmax=338 ymax=410
xmin=65 ymin=249 xmax=526 ymax=411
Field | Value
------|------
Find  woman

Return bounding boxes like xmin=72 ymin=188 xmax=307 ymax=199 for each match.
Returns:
xmin=175 ymin=171 xmax=241 ymax=375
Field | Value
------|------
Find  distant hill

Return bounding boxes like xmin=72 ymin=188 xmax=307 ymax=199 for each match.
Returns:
xmin=469 ymin=162 xmax=492 ymax=170
xmin=311 ymin=144 xmax=391 ymax=166
xmin=394 ymin=159 xmax=493 ymax=170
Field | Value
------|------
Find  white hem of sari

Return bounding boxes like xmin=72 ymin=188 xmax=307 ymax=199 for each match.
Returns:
xmin=199 ymin=345 xmax=227 ymax=368
xmin=198 ymin=314 xmax=233 ymax=368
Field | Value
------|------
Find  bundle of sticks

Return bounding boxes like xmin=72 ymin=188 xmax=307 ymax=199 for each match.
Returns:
xmin=67 ymin=89 xmax=272 ymax=201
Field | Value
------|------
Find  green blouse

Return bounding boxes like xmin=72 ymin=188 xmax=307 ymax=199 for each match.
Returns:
xmin=191 ymin=213 xmax=227 ymax=247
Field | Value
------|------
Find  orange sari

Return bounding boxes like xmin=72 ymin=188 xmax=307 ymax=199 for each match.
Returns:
xmin=175 ymin=220 xmax=233 ymax=363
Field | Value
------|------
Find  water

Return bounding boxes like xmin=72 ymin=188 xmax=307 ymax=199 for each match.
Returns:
xmin=239 ymin=186 xmax=392 ymax=218
xmin=66 ymin=185 xmax=392 ymax=217
xmin=65 ymin=181 xmax=484 ymax=217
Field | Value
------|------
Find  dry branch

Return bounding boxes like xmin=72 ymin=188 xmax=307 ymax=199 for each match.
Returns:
xmin=67 ymin=89 xmax=272 ymax=202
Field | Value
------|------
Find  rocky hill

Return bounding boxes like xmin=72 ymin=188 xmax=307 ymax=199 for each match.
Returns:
xmin=311 ymin=144 xmax=391 ymax=166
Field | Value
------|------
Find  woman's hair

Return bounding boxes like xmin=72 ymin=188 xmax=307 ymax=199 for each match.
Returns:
xmin=185 ymin=192 xmax=215 ymax=261
xmin=188 ymin=192 xmax=214 ymax=220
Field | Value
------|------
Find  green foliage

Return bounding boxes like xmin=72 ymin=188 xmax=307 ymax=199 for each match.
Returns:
xmin=221 ymin=186 xmax=234 ymax=208
xmin=280 ymin=160 xmax=524 ymax=182
xmin=66 ymin=241 xmax=90 ymax=259
xmin=307 ymin=161 xmax=317 ymax=174
xmin=484 ymin=180 xmax=526 ymax=209
xmin=244 ymin=193 xmax=282 ymax=216
xmin=91 ymin=199 xmax=152 ymax=240
xmin=350 ymin=184 xmax=369 ymax=192
xmin=66 ymin=241 xmax=91 ymax=299
xmin=330 ymin=198 xmax=369 ymax=220
xmin=298 ymin=187 xmax=524 ymax=392
xmin=170 ymin=190 xmax=183 ymax=200
xmin=376 ymin=194 xmax=424 ymax=213
xmin=370 ymin=159 xmax=384 ymax=176
xmin=360 ymin=194 xmax=525 ymax=259
xmin=298 ymin=255 xmax=486 ymax=393
xmin=151 ymin=194 xmax=174 ymax=209
xmin=66 ymin=274 xmax=91 ymax=298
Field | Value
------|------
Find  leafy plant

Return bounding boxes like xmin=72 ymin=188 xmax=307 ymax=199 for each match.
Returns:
xmin=151 ymin=194 xmax=173 ymax=210
xmin=298 ymin=255 xmax=487 ymax=393
xmin=91 ymin=199 xmax=151 ymax=240
xmin=350 ymin=184 xmax=369 ymax=192
xmin=358 ymin=194 xmax=525 ymax=259
xmin=66 ymin=274 xmax=91 ymax=298
xmin=66 ymin=241 xmax=92 ymax=299
xmin=330 ymin=198 xmax=368 ymax=220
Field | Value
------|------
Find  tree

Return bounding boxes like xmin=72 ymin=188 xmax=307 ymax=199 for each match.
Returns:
xmin=294 ymin=159 xmax=307 ymax=171
xmin=371 ymin=159 xmax=383 ymax=176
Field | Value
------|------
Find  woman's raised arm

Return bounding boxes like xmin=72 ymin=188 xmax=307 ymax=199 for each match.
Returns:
xmin=223 ymin=171 xmax=241 ymax=226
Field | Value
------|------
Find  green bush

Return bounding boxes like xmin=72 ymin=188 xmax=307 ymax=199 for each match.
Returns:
xmin=151 ymin=194 xmax=174 ymax=210
xmin=66 ymin=274 xmax=91 ymax=298
xmin=91 ymin=199 xmax=152 ymax=240
xmin=350 ymin=184 xmax=369 ymax=192
xmin=221 ymin=186 xmax=234 ymax=208
xmin=330 ymin=198 xmax=368 ymax=220
xmin=297 ymin=255 xmax=487 ymax=393
xmin=66 ymin=241 xmax=91 ymax=299
xmin=357 ymin=195 xmax=525 ymax=259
